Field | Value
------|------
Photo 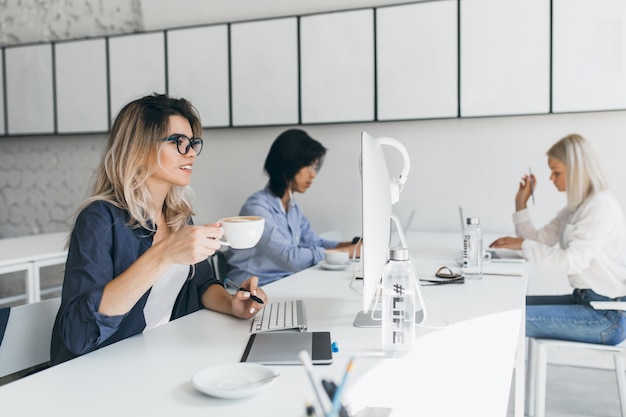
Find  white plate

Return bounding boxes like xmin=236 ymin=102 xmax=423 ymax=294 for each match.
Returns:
xmin=319 ymin=260 xmax=351 ymax=271
xmin=192 ymin=363 xmax=279 ymax=399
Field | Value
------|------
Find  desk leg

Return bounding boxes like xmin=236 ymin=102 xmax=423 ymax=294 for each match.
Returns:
xmin=25 ymin=264 xmax=38 ymax=303
xmin=0 ymin=263 xmax=32 ymax=305
xmin=514 ymin=301 xmax=527 ymax=417
xmin=31 ymin=256 xmax=67 ymax=303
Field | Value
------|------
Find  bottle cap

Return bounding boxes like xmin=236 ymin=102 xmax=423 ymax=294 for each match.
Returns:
xmin=388 ymin=247 xmax=409 ymax=261
xmin=466 ymin=217 xmax=480 ymax=225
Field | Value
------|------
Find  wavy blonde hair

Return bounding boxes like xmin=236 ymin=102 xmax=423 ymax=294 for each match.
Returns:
xmin=547 ymin=134 xmax=609 ymax=211
xmin=77 ymin=93 xmax=202 ymax=232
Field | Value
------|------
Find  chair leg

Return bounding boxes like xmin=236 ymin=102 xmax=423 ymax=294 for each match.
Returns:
xmin=534 ymin=342 xmax=548 ymax=417
xmin=614 ymin=355 xmax=626 ymax=417
xmin=526 ymin=338 xmax=536 ymax=417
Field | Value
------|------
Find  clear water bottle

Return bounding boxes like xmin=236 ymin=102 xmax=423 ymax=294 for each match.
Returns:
xmin=462 ymin=217 xmax=483 ymax=280
xmin=381 ymin=247 xmax=417 ymax=357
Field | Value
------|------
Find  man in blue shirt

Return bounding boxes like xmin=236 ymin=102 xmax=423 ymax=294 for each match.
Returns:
xmin=225 ymin=129 xmax=360 ymax=286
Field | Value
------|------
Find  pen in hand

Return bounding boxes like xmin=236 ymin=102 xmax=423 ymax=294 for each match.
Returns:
xmin=238 ymin=287 xmax=264 ymax=304
xmin=529 ymin=167 xmax=535 ymax=205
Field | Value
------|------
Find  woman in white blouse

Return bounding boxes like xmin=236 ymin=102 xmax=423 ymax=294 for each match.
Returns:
xmin=490 ymin=134 xmax=626 ymax=344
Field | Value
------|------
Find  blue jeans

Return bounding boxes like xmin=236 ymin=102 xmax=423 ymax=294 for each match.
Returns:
xmin=527 ymin=289 xmax=626 ymax=345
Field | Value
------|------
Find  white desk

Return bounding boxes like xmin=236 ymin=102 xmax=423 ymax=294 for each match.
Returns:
xmin=0 ymin=231 xmax=527 ymax=416
xmin=0 ymin=232 xmax=68 ymax=304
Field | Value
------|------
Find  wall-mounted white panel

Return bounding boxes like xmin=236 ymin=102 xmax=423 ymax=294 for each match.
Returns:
xmin=109 ymin=32 xmax=166 ymax=120
xmin=553 ymin=0 xmax=626 ymax=112
xmin=0 ymin=52 xmax=5 ymax=135
xmin=377 ymin=1 xmax=458 ymax=121
xmin=5 ymin=44 xmax=54 ymax=135
xmin=301 ymin=9 xmax=375 ymax=124
xmin=55 ymin=39 xmax=109 ymax=133
xmin=167 ymin=25 xmax=230 ymax=127
xmin=231 ymin=17 xmax=299 ymax=126
xmin=460 ymin=0 xmax=550 ymax=117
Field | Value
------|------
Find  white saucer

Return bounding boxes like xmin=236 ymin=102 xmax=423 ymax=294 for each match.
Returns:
xmin=319 ymin=260 xmax=351 ymax=271
xmin=192 ymin=363 xmax=279 ymax=399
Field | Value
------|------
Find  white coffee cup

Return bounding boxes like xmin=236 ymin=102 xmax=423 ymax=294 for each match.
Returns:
xmin=219 ymin=216 xmax=265 ymax=249
xmin=325 ymin=250 xmax=349 ymax=265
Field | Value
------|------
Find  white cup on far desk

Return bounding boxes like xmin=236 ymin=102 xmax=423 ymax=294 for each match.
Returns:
xmin=219 ymin=216 xmax=264 ymax=249
xmin=325 ymin=250 xmax=349 ymax=265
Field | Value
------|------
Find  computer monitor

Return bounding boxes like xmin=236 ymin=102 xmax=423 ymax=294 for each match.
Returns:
xmin=354 ymin=131 xmax=423 ymax=328
xmin=353 ymin=131 xmax=393 ymax=327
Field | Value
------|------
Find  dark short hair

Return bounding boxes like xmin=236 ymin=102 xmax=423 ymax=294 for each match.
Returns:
xmin=264 ymin=129 xmax=327 ymax=197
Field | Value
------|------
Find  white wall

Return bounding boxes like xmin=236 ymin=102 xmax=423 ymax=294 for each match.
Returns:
xmin=192 ymin=111 xmax=626 ymax=235
xmin=191 ymin=110 xmax=626 ymax=299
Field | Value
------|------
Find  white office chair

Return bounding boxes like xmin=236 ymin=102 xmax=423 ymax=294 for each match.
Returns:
xmin=0 ymin=297 xmax=61 ymax=382
xmin=526 ymin=302 xmax=626 ymax=417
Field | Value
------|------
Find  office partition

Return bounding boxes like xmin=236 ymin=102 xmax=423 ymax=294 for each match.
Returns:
xmin=5 ymin=44 xmax=55 ymax=135
xmin=552 ymin=0 xmax=626 ymax=112
xmin=167 ymin=25 xmax=230 ymax=128
xmin=231 ymin=17 xmax=299 ymax=126
xmin=300 ymin=9 xmax=375 ymax=124
xmin=0 ymin=51 xmax=4 ymax=136
xmin=55 ymin=38 xmax=109 ymax=134
xmin=108 ymin=32 xmax=166 ymax=120
xmin=460 ymin=0 xmax=550 ymax=117
xmin=376 ymin=1 xmax=458 ymax=120
xmin=0 ymin=0 xmax=625 ymax=136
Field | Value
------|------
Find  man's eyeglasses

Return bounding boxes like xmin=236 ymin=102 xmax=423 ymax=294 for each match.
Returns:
xmin=161 ymin=134 xmax=203 ymax=156
xmin=307 ymin=161 xmax=321 ymax=174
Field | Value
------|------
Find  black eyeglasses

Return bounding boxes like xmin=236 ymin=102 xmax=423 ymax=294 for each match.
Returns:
xmin=161 ymin=134 xmax=203 ymax=156
xmin=306 ymin=161 xmax=321 ymax=174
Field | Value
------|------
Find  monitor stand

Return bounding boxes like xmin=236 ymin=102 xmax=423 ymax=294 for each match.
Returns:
xmin=353 ymin=309 xmax=424 ymax=328
xmin=353 ymin=309 xmax=383 ymax=328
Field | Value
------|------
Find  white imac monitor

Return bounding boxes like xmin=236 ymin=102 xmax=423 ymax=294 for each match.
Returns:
xmin=354 ymin=131 xmax=393 ymax=327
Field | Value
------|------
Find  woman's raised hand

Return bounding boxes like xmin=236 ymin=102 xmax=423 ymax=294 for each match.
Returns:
xmin=162 ymin=223 xmax=224 ymax=265
xmin=515 ymin=173 xmax=536 ymax=211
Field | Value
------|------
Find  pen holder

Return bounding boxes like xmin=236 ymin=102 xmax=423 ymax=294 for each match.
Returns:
xmin=322 ymin=379 xmax=349 ymax=417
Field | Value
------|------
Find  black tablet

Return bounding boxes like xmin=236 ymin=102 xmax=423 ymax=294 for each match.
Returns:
xmin=240 ymin=331 xmax=333 ymax=365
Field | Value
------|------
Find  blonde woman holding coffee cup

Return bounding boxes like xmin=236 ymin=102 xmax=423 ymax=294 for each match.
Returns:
xmin=51 ymin=94 xmax=266 ymax=366
xmin=225 ymin=129 xmax=361 ymax=286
